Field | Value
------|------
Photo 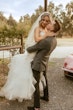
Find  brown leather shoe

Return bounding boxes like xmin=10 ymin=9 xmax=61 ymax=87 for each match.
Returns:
xmin=27 ymin=106 xmax=34 ymax=110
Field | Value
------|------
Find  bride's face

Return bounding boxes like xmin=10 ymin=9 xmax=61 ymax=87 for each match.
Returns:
xmin=40 ymin=15 xmax=50 ymax=29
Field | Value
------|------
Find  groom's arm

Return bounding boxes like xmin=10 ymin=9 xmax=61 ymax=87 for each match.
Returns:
xmin=27 ymin=38 xmax=47 ymax=53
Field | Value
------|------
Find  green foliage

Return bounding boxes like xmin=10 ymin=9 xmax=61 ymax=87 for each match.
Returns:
xmin=0 ymin=1 xmax=73 ymax=46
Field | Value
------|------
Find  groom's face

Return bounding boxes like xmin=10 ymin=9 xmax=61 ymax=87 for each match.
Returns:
xmin=46 ymin=23 xmax=54 ymax=31
xmin=41 ymin=15 xmax=50 ymax=28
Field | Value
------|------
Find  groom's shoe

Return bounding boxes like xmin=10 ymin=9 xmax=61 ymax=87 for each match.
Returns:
xmin=27 ymin=106 xmax=34 ymax=110
xmin=40 ymin=96 xmax=49 ymax=102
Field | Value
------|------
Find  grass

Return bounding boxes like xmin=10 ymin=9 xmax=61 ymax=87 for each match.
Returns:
xmin=0 ymin=58 xmax=10 ymax=64
xmin=0 ymin=58 xmax=9 ymax=75
xmin=48 ymin=61 xmax=55 ymax=66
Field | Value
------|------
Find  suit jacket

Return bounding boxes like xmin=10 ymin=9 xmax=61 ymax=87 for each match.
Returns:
xmin=27 ymin=36 xmax=57 ymax=72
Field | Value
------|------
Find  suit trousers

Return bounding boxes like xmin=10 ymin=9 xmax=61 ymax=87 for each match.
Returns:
xmin=32 ymin=69 xmax=49 ymax=108
xmin=32 ymin=69 xmax=40 ymax=108
xmin=43 ymin=71 xmax=49 ymax=98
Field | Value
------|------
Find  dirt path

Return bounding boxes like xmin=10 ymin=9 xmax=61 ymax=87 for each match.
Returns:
xmin=46 ymin=58 xmax=73 ymax=110
xmin=57 ymin=38 xmax=73 ymax=46
xmin=0 ymin=58 xmax=73 ymax=110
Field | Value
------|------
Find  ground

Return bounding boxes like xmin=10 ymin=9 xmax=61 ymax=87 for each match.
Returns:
xmin=0 ymin=38 xmax=73 ymax=110
xmin=0 ymin=59 xmax=73 ymax=110
xmin=57 ymin=38 xmax=73 ymax=46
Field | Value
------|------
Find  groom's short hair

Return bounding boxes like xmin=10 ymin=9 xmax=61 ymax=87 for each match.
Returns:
xmin=53 ymin=20 xmax=60 ymax=33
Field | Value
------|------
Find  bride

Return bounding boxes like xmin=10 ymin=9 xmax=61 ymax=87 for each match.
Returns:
xmin=0 ymin=12 xmax=51 ymax=102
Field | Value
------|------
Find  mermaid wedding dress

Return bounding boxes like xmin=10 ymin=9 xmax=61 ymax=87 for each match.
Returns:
xmin=0 ymin=12 xmax=49 ymax=102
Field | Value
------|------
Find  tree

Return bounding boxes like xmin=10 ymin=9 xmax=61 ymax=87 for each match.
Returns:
xmin=7 ymin=14 xmax=17 ymax=26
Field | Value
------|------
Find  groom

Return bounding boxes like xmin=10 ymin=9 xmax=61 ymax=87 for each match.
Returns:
xmin=27 ymin=20 xmax=60 ymax=110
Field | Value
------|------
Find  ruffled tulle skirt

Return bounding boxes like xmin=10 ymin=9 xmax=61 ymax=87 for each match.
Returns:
xmin=0 ymin=52 xmax=36 ymax=102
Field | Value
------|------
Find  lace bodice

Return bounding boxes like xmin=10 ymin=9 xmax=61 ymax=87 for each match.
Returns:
xmin=40 ymin=31 xmax=45 ymax=36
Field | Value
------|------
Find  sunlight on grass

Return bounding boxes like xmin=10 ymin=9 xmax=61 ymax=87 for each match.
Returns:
xmin=0 ymin=58 xmax=10 ymax=64
xmin=48 ymin=61 xmax=55 ymax=66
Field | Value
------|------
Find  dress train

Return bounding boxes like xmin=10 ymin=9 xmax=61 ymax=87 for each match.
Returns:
xmin=0 ymin=51 xmax=36 ymax=102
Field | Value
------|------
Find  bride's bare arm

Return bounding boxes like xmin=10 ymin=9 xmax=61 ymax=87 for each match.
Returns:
xmin=34 ymin=27 xmax=47 ymax=42
xmin=34 ymin=27 xmax=56 ymax=42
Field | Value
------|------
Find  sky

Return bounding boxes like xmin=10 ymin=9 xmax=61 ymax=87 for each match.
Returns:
xmin=0 ymin=0 xmax=72 ymax=21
